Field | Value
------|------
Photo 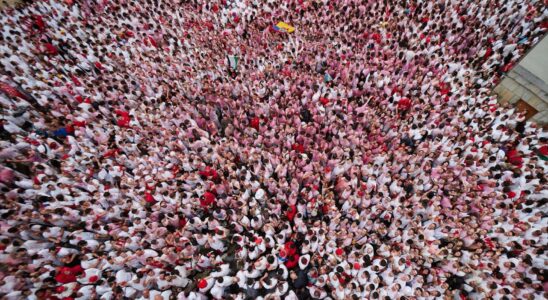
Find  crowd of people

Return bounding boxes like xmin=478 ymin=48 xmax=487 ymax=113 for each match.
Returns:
xmin=0 ymin=0 xmax=547 ymax=299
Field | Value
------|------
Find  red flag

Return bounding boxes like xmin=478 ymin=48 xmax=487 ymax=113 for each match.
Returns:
xmin=0 ymin=82 xmax=26 ymax=99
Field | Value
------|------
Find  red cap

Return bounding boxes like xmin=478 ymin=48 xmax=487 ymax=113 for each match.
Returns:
xmin=353 ymin=262 xmax=361 ymax=270
xmin=335 ymin=248 xmax=344 ymax=256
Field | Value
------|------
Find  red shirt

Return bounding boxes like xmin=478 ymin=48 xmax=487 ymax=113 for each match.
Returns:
xmin=71 ymin=76 xmax=82 ymax=87
xmin=200 ymin=191 xmax=216 ymax=207
xmin=102 ymin=148 xmax=119 ymax=158
xmin=33 ymin=15 xmax=46 ymax=31
xmin=115 ymin=109 xmax=131 ymax=127
xmin=145 ymin=192 xmax=156 ymax=203
xmin=284 ymin=241 xmax=297 ymax=257
xmin=178 ymin=217 xmax=187 ymax=228
xmin=65 ymin=124 xmax=75 ymax=134
xmin=507 ymin=149 xmax=523 ymax=167
xmin=292 ymin=143 xmax=305 ymax=153
xmin=148 ymin=36 xmax=158 ymax=48
xmin=250 ymin=117 xmax=260 ymax=130
xmin=286 ymin=205 xmax=297 ymax=221
xmin=397 ymin=98 xmax=412 ymax=110
xmin=44 ymin=43 xmax=58 ymax=55
xmin=285 ymin=253 xmax=299 ymax=269
xmin=73 ymin=120 xmax=86 ymax=127
xmin=199 ymin=166 xmax=219 ymax=180
xmin=371 ymin=33 xmax=381 ymax=44
xmin=55 ymin=265 xmax=82 ymax=284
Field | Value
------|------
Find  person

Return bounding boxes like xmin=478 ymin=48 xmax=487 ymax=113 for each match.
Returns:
xmin=0 ymin=0 xmax=547 ymax=299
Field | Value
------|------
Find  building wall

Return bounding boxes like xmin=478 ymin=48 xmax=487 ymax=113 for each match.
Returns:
xmin=0 ymin=0 xmax=21 ymax=9
xmin=493 ymin=35 xmax=548 ymax=125
xmin=520 ymin=36 xmax=548 ymax=83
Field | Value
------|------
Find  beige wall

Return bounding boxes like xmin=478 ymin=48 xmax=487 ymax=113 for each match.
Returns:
xmin=494 ymin=76 xmax=548 ymax=124
xmin=494 ymin=36 xmax=548 ymax=125
xmin=0 ymin=0 xmax=21 ymax=9
xmin=519 ymin=36 xmax=548 ymax=85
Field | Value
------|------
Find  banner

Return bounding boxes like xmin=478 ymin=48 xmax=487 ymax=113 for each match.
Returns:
xmin=227 ymin=55 xmax=239 ymax=70
xmin=273 ymin=22 xmax=295 ymax=33
xmin=0 ymin=82 xmax=26 ymax=99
